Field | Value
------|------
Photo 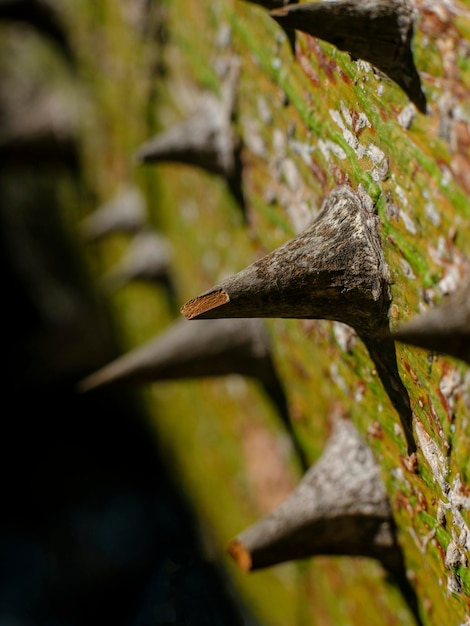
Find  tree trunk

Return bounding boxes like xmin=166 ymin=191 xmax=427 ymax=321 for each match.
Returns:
xmin=3 ymin=1 xmax=470 ymax=625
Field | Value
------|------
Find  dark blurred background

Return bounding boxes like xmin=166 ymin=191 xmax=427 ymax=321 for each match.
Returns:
xmin=0 ymin=2 xmax=254 ymax=624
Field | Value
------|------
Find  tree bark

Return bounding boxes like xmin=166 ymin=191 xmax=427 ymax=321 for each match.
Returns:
xmin=6 ymin=0 xmax=470 ymax=624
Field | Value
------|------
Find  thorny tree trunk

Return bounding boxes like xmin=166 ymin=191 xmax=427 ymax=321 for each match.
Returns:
xmin=4 ymin=1 xmax=470 ymax=625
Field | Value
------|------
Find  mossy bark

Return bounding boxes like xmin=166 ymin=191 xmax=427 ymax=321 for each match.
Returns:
xmin=6 ymin=1 xmax=470 ymax=624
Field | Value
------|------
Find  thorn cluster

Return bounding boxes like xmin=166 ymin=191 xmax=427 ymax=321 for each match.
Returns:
xmin=77 ymin=0 xmax=436 ymax=619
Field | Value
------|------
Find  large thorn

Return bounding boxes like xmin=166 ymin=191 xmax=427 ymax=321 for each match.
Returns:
xmin=181 ymin=185 xmax=417 ymax=455
xmin=79 ymin=318 xmax=280 ymax=391
xmin=228 ymin=417 xmax=424 ymax=625
xmin=390 ymin=281 xmax=470 ymax=364
xmin=77 ymin=317 xmax=307 ymax=468
xmin=181 ymin=186 xmax=390 ymax=336
xmin=228 ymin=418 xmax=395 ymax=570
xmin=80 ymin=187 xmax=147 ymax=242
xmin=134 ymin=60 xmax=245 ymax=210
xmin=270 ymin=0 xmax=426 ymax=113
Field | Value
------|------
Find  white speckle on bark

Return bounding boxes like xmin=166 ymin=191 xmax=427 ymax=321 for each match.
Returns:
xmin=318 ymin=139 xmax=347 ymax=161
xmin=400 ymin=258 xmax=416 ymax=279
xmin=400 ymin=209 xmax=417 ymax=234
xmin=329 ymin=108 xmax=365 ymax=157
xmin=438 ymin=265 xmax=464 ymax=295
xmin=273 ymin=128 xmax=286 ymax=154
xmin=356 ymin=59 xmax=373 ymax=74
xmin=354 ymin=112 xmax=371 ymax=133
xmin=395 ymin=184 xmax=408 ymax=207
xmin=333 ymin=321 xmax=357 ymax=353
xmin=244 ymin=119 xmax=267 ymax=157
xmin=416 ymin=421 xmax=449 ymax=493
xmin=447 ymin=571 xmax=462 ymax=595
xmin=289 ymin=139 xmax=314 ymax=165
xmin=441 ymin=166 xmax=452 ymax=187
xmin=425 ymin=202 xmax=441 ymax=227
xmin=398 ymin=103 xmax=415 ymax=129
xmin=180 ymin=198 xmax=199 ymax=223
xmin=340 ymin=101 xmax=353 ymax=128
xmin=281 ymin=158 xmax=301 ymax=191
xmin=216 ymin=23 xmax=232 ymax=49
xmin=367 ymin=144 xmax=386 ymax=165
xmin=330 ymin=362 xmax=349 ymax=393
xmin=372 ymin=157 xmax=390 ymax=181
xmin=257 ymin=96 xmax=273 ymax=124
xmin=394 ymin=423 xmax=403 ymax=438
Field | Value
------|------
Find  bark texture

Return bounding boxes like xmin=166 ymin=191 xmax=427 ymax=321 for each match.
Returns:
xmin=271 ymin=0 xmax=426 ymax=111
xmin=6 ymin=0 xmax=470 ymax=624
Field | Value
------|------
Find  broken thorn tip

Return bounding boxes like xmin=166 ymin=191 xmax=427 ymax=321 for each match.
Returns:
xmin=180 ymin=289 xmax=230 ymax=319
